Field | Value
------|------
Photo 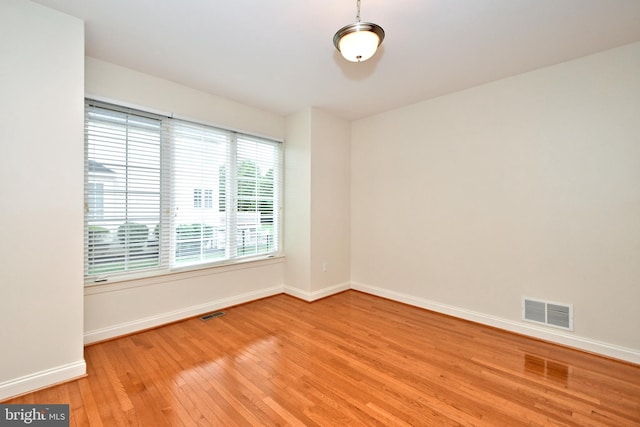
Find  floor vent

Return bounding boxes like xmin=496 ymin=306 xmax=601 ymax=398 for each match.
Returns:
xmin=200 ymin=311 xmax=225 ymax=321
xmin=523 ymin=298 xmax=573 ymax=331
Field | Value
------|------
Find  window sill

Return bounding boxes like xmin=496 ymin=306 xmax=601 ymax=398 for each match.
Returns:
xmin=84 ymin=254 xmax=285 ymax=296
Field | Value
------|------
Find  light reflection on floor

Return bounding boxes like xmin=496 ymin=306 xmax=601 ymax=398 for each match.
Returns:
xmin=170 ymin=335 xmax=284 ymax=402
xmin=524 ymin=354 xmax=570 ymax=387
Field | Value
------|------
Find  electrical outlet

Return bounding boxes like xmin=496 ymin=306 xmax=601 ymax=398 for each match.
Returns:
xmin=322 ymin=262 xmax=328 ymax=272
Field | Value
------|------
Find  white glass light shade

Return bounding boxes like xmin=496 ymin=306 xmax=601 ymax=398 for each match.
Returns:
xmin=333 ymin=22 xmax=385 ymax=62
xmin=338 ymin=30 xmax=380 ymax=62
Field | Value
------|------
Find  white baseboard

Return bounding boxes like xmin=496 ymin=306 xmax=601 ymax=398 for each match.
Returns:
xmin=284 ymin=282 xmax=351 ymax=302
xmin=0 ymin=360 xmax=86 ymax=401
xmin=84 ymin=285 xmax=284 ymax=344
xmin=83 ymin=279 xmax=639 ymax=363
xmin=351 ymin=281 xmax=640 ymax=365
xmin=85 ymin=281 xmax=350 ymax=344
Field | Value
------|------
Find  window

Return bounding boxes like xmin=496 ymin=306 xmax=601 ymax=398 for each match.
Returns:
xmin=84 ymin=100 xmax=282 ymax=284
xmin=193 ymin=189 xmax=202 ymax=208
xmin=204 ymin=189 xmax=213 ymax=208
xmin=86 ymin=182 xmax=104 ymax=220
xmin=193 ymin=189 xmax=214 ymax=208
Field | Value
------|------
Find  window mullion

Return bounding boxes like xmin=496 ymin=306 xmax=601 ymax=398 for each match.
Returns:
xmin=227 ymin=133 xmax=238 ymax=259
xmin=160 ymin=117 xmax=172 ymax=270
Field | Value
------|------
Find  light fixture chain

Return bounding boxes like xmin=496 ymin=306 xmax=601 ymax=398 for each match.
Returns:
xmin=356 ymin=0 xmax=361 ymax=22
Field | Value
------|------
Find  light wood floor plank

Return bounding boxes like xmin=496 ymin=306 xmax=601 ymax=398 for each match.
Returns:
xmin=4 ymin=291 xmax=639 ymax=426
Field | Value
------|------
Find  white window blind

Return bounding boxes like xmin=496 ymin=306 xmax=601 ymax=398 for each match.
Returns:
xmin=235 ymin=134 xmax=281 ymax=257
xmin=170 ymin=120 xmax=231 ymax=267
xmin=84 ymin=100 xmax=282 ymax=284
xmin=85 ymin=104 xmax=163 ymax=279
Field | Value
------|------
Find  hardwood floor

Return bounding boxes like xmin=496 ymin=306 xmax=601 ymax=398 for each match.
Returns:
xmin=5 ymin=291 xmax=640 ymax=426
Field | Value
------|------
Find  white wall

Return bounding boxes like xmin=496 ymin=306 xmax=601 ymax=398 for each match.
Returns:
xmin=310 ymin=110 xmax=351 ymax=293
xmin=86 ymin=58 xmax=284 ymax=140
xmin=351 ymin=42 xmax=640 ymax=362
xmin=284 ymin=108 xmax=351 ymax=300
xmin=84 ymin=58 xmax=286 ymax=344
xmin=0 ymin=0 xmax=86 ymax=399
xmin=284 ymin=110 xmax=312 ymax=295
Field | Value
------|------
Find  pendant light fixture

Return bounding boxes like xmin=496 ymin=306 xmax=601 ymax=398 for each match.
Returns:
xmin=333 ymin=0 xmax=385 ymax=62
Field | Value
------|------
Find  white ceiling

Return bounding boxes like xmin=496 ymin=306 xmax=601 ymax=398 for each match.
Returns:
xmin=33 ymin=0 xmax=640 ymax=120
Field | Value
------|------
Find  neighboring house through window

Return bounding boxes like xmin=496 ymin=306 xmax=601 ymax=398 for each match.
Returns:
xmin=86 ymin=160 xmax=115 ymax=221
xmin=193 ymin=189 xmax=202 ymax=208
xmin=193 ymin=188 xmax=213 ymax=208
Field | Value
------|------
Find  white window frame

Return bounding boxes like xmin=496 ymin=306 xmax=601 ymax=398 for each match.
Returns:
xmin=84 ymin=99 xmax=283 ymax=285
